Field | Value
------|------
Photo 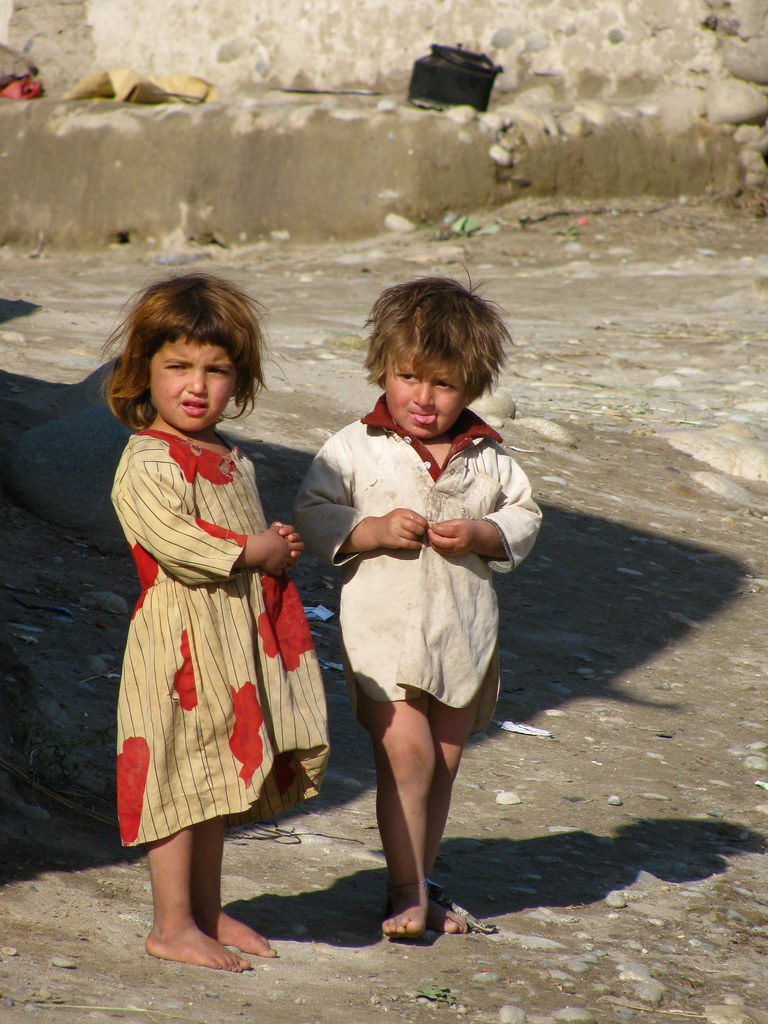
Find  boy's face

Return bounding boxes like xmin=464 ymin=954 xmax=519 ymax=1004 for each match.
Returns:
xmin=384 ymin=361 xmax=469 ymax=445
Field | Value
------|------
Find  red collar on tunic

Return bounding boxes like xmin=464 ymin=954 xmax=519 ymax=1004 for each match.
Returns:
xmin=361 ymin=394 xmax=501 ymax=482
xmin=137 ymin=428 xmax=240 ymax=482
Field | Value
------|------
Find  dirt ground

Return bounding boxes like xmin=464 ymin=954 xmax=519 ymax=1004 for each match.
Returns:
xmin=1 ymin=194 xmax=768 ymax=1024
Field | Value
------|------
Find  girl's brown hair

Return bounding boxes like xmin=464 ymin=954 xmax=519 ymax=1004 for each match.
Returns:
xmin=104 ymin=273 xmax=267 ymax=430
xmin=363 ymin=276 xmax=510 ymax=403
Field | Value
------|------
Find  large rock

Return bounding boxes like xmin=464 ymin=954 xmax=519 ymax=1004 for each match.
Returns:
xmin=702 ymin=0 xmax=768 ymax=81
xmin=705 ymin=79 xmax=768 ymax=124
xmin=722 ymin=35 xmax=768 ymax=84
xmin=0 ymin=405 xmax=130 ymax=552
xmin=663 ymin=423 xmax=768 ymax=481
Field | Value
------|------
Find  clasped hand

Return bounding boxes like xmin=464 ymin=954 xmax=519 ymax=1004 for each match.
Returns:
xmin=239 ymin=521 xmax=303 ymax=575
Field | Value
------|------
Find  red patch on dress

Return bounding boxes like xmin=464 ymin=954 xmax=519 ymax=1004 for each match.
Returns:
xmin=229 ymin=681 xmax=264 ymax=786
xmin=131 ymin=544 xmax=159 ymax=616
xmin=141 ymin=430 xmax=235 ymax=485
xmin=272 ymin=751 xmax=297 ymax=794
xmin=257 ymin=575 xmax=315 ymax=672
xmin=117 ymin=736 xmax=150 ymax=844
xmin=154 ymin=432 xmax=199 ymax=482
xmin=173 ymin=629 xmax=198 ymax=710
xmin=194 ymin=516 xmax=247 ymax=547
xmin=195 ymin=449 xmax=235 ymax=486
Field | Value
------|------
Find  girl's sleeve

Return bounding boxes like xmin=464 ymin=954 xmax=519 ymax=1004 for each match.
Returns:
xmin=114 ymin=453 xmax=246 ymax=585
xmin=293 ymin=433 xmax=368 ymax=565
xmin=482 ymin=448 xmax=542 ymax=574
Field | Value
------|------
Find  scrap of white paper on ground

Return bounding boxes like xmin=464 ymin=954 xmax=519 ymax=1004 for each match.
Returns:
xmin=496 ymin=720 xmax=553 ymax=738
xmin=305 ymin=605 xmax=334 ymax=621
xmin=320 ymin=660 xmax=344 ymax=673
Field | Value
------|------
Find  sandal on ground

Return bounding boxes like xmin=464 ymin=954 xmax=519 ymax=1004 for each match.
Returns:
xmin=425 ymin=879 xmax=498 ymax=934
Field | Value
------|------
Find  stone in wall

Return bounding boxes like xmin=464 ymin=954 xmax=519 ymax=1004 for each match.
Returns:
xmin=705 ymin=77 xmax=768 ymax=123
xmin=703 ymin=0 xmax=768 ymax=83
xmin=8 ymin=0 xmax=96 ymax=96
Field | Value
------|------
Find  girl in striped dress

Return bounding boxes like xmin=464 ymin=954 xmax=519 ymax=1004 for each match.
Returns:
xmin=106 ymin=273 xmax=329 ymax=972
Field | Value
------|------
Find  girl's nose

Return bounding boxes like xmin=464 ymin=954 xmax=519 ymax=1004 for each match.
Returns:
xmin=188 ymin=371 xmax=206 ymax=393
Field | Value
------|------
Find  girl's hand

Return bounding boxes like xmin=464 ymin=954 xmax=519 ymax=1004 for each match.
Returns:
xmin=237 ymin=522 xmax=304 ymax=575
xmin=272 ymin=521 xmax=303 ymax=556
xmin=427 ymin=519 xmax=505 ymax=559
xmin=340 ymin=508 xmax=428 ymax=553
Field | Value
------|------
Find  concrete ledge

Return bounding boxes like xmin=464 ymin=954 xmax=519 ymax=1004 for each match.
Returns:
xmin=0 ymin=98 xmax=741 ymax=249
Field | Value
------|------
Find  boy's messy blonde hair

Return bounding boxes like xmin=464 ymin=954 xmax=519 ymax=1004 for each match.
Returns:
xmin=364 ymin=276 xmax=510 ymax=403
xmin=104 ymin=273 xmax=267 ymax=430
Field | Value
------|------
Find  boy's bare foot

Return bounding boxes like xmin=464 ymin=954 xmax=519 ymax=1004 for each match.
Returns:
xmin=206 ymin=910 xmax=277 ymax=958
xmin=383 ymin=881 xmax=427 ymax=940
xmin=146 ymin=923 xmax=251 ymax=972
xmin=426 ymin=896 xmax=468 ymax=934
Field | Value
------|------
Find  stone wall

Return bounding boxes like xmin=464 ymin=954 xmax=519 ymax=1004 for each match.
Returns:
xmin=2 ymin=0 xmax=768 ymax=249
xmin=0 ymin=0 xmax=726 ymax=100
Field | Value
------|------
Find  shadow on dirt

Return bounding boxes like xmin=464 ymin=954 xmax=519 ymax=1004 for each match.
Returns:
xmin=0 ymin=370 xmax=758 ymax=890
xmin=0 ymin=298 xmax=39 ymax=324
xmin=227 ymin=817 xmax=766 ymax=948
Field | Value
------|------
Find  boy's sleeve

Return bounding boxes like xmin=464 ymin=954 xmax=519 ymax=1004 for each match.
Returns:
xmin=114 ymin=453 xmax=246 ymax=585
xmin=293 ymin=434 xmax=369 ymax=565
xmin=482 ymin=448 xmax=542 ymax=574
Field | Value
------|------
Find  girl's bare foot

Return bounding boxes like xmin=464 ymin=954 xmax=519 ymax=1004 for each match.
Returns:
xmin=146 ymin=922 xmax=251 ymax=971
xmin=206 ymin=910 xmax=277 ymax=958
xmin=383 ymin=881 xmax=428 ymax=940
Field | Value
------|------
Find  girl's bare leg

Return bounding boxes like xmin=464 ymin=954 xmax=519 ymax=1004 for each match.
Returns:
xmin=190 ymin=817 xmax=276 ymax=958
xmin=357 ymin=688 xmax=433 ymax=938
xmin=145 ymin=826 xmax=251 ymax=971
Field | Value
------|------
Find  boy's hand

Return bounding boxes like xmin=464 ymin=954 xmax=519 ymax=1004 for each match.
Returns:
xmin=341 ymin=508 xmax=428 ymax=553
xmin=377 ymin=508 xmax=429 ymax=550
xmin=428 ymin=519 xmax=505 ymax=559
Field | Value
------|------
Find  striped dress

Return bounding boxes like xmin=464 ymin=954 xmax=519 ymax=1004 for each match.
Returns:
xmin=110 ymin=429 xmax=329 ymax=847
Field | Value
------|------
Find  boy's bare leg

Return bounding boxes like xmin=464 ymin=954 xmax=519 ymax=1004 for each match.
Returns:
xmin=422 ymin=694 xmax=481 ymax=934
xmin=145 ymin=827 xmax=251 ymax=971
xmin=357 ymin=688 xmax=434 ymax=938
xmin=190 ymin=817 xmax=276 ymax=958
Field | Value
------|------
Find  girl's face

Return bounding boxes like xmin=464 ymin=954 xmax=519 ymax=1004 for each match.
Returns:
xmin=148 ymin=338 xmax=237 ymax=445
xmin=384 ymin=361 xmax=468 ymax=446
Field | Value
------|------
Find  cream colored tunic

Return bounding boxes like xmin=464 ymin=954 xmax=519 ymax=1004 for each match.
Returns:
xmin=111 ymin=429 xmax=329 ymax=846
xmin=293 ymin=416 xmax=541 ymax=732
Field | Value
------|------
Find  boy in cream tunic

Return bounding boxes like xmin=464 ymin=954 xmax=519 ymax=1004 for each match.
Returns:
xmin=294 ymin=277 xmax=541 ymax=939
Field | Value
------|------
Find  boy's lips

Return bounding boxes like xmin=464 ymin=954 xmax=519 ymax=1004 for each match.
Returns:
xmin=411 ymin=412 xmax=437 ymax=426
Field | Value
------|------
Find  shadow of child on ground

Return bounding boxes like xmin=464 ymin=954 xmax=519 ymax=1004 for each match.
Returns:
xmin=226 ymin=817 xmax=765 ymax=948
